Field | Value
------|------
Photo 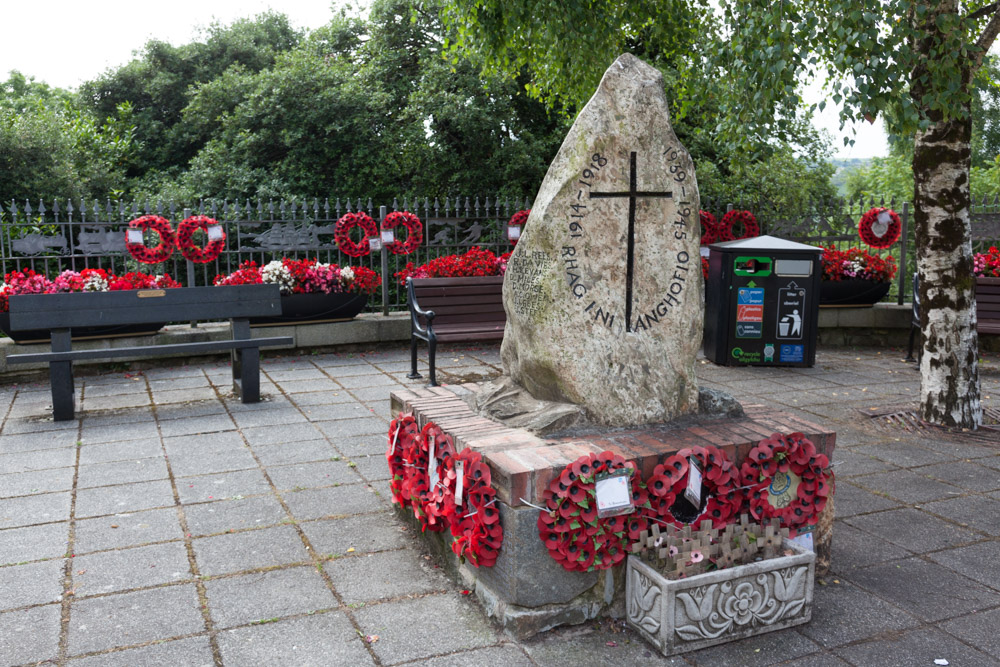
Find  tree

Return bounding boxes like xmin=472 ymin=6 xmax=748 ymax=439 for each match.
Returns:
xmin=442 ymin=0 xmax=1000 ymax=428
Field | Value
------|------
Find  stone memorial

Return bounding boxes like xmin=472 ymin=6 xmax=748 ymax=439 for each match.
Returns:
xmin=490 ymin=52 xmax=702 ymax=427
xmin=390 ymin=53 xmax=836 ymax=640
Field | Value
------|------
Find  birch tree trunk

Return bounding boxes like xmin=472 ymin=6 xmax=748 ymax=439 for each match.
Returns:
xmin=912 ymin=0 xmax=981 ymax=428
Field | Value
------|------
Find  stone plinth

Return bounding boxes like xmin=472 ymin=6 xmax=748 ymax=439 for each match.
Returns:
xmin=389 ymin=385 xmax=836 ymax=639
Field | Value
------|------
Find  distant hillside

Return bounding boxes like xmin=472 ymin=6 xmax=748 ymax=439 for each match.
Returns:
xmin=830 ymin=158 xmax=872 ymax=195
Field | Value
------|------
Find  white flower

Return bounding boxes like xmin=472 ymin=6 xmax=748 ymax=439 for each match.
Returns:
xmin=340 ymin=266 xmax=355 ymax=283
xmin=261 ymin=260 xmax=295 ymax=294
xmin=83 ymin=275 xmax=109 ymax=292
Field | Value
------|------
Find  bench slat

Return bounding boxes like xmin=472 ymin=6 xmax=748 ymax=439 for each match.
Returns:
xmin=436 ymin=330 xmax=505 ymax=342
xmin=411 ymin=276 xmax=503 ymax=288
xmin=9 ymin=284 xmax=283 ymax=330
xmin=7 ymin=336 xmax=293 ymax=365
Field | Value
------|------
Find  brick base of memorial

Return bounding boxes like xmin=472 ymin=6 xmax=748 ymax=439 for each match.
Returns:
xmin=389 ymin=384 xmax=837 ymax=640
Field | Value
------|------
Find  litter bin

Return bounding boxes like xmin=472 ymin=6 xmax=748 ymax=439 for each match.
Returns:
xmin=703 ymin=235 xmax=822 ymax=367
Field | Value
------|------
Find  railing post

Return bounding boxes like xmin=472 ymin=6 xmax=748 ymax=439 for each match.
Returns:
xmin=898 ymin=202 xmax=909 ymax=305
xmin=379 ymin=205 xmax=389 ymax=317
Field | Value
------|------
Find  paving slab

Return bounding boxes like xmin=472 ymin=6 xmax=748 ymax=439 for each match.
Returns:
xmin=217 ymin=611 xmax=375 ymax=666
xmin=193 ymin=525 xmax=310 ymax=576
xmin=848 ymin=556 xmax=1000 ymax=622
xmin=300 ymin=513 xmax=409 ymax=557
xmin=0 ymin=521 xmax=69 ymax=566
xmin=78 ymin=439 xmax=162 ymax=465
xmin=252 ymin=439 xmax=337 ymax=466
xmin=317 ymin=417 xmax=389 ymax=440
xmin=282 ymin=484 xmax=387 ymax=520
xmin=0 ymin=604 xmax=61 ymax=665
xmin=241 ymin=422 xmax=325 ymax=446
xmin=177 ymin=469 xmax=271 ymax=504
xmin=354 ymin=594 xmax=498 ymax=664
xmin=795 ymin=581 xmax=919 ymax=648
xmin=72 ymin=542 xmax=192 ymax=596
xmin=168 ymin=446 xmax=259 ymax=477
xmin=183 ymin=494 xmax=288 ymax=537
xmin=0 ymin=491 xmax=72 ymax=528
xmin=67 ymin=584 xmax=204 ymax=655
xmin=833 ymin=626 xmax=996 ymax=667
xmin=324 ymin=548 xmax=450 ymax=604
xmin=73 ymin=507 xmax=183 ymax=554
xmin=940 ymin=607 xmax=1000 ymax=660
xmin=204 ymin=566 xmax=338 ymax=628
xmin=850 ymin=469 xmax=963 ymax=504
xmin=0 ymin=558 xmax=66 ymax=610
xmin=829 ymin=521 xmax=913 ymax=571
xmin=843 ymin=507 xmax=980 ymax=552
xmin=0 ymin=446 xmax=77 ymax=473
xmin=913 ymin=460 xmax=1000 ymax=493
xmin=0 ymin=466 xmax=76 ymax=497
xmin=75 ymin=480 xmax=176 ymax=518
xmin=921 ymin=495 xmax=1000 ymax=535
xmin=925 ymin=541 xmax=1000 ymax=588
xmin=76 ymin=457 xmax=169 ymax=489
xmin=265 ymin=460 xmax=363 ymax=491
xmin=68 ymin=635 xmax=215 ymax=667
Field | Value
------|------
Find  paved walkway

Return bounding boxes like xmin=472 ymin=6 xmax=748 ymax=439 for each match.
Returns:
xmin=2 ymin=343 xmax=1000 ymax=666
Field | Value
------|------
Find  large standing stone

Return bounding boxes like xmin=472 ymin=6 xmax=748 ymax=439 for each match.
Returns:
xmin=500 ymin=53 xmax=702 ymax=426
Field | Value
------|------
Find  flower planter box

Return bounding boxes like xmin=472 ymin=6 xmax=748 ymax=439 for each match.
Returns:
xmin=249 ymin=292 xmax=367 ymax=326
xmin=819 ymin=279 xmax=891 ymax=306
xmin=626 ymin=539 xmax=815 ymax=656
xmin=0 ymin=312 xmax=165 ymax=345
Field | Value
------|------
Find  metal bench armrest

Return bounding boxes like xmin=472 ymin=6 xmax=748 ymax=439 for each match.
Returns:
xmin=406 ymin=277 xmax=436 ymax=336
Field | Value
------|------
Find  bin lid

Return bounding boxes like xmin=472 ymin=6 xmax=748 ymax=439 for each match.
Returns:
xmin=708 ymin=234 xmax=823 ymax=253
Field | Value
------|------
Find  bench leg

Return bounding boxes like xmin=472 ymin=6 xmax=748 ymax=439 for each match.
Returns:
xmin=230 ymin=319 xmax=261 ymax=403
xmin=49 ymin=329 xmax=75 ymax=421
xmin=906 ymin=325 xmax=918 ymax=362
xmin=427 ymin=336 xmax=438 ymax=387
xmin=406 ymin=336 xmax=423 ymax=379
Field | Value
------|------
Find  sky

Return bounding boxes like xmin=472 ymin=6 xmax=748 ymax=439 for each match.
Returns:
xmin=1 ymin=1 xmax=887 ymax=159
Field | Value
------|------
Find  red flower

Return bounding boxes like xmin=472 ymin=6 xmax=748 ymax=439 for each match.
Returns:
xmin=176 ymin=216 xmax=226 ymax=264
xmin=700 ymin=210 xmax=718 ymax=245
xmin=126 ymin=215 xmax=175 ymax=264
xmin=334 ymin=212 xmax=377 ymax=257
xmin=858 ymin=207 xmax=901 ymax=249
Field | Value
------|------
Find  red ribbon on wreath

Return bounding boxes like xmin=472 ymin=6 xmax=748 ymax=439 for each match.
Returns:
xmin=700 ymin=210 xmax=718 ymax=245
xmin=508 ymin=209 xmax=530 ymax=246
xmin=739 ymin=432 xmax=833 ymax=537
xmin=334 ymin=212 xmax=377 ymax=257
xmin=720 ymin=210 xmax=760 ymax=240
xmin=381 ymin=211 xmax=423 ymax=255
xmin=537 ymin=451 xmax=643 ymax=572
xmin=446 ymin=449 xmax=503 ymax=567
xmin=642 ymin=445 xmax=742 ymax=530
xmin=125 ymin=215 xmax=175 ymax=264
xmin=858 ymin=207 xmax=901 ymax=249
xmin=176 ymin=216 xmax=226 ymax=263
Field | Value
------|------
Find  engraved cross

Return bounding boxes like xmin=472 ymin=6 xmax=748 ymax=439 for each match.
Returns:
xmin=590 ymin=151 xmax=672 ymax=332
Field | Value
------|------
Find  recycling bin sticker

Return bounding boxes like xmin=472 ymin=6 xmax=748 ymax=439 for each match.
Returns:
xmin=736 ymin=286 xmax=764 ymax=339
xmin=776 ymin=281 xmax=806 ymax=340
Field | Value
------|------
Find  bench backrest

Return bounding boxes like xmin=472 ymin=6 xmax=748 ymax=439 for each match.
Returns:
xmin=8 ymin=284 xmax=283 ymax=330
xmin=410 ymin=276 xmax=506 ymax=326
xmin=977 ymin=277 xmax=1000 ymax=323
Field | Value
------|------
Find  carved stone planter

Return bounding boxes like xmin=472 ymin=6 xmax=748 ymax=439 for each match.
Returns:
xmin=626 ymin=539 xmax=815 ymax=656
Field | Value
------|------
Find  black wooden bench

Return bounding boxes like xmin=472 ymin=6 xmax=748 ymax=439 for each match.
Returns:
xmin=907 ymin=273 xmax=1000 ymax=360
xmin=7 ymin=284 xmax=292 ymax=420
xmin=406 ymin=276 xmax=505 ymax=386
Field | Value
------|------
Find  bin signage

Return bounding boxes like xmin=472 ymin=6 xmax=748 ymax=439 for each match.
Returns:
xmin=775 ymin=281 xmax=806 ymax=340
xmin=780 ymin=344 xmax=804 ymax=363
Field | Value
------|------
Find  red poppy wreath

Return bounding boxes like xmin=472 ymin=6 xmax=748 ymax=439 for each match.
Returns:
xmin=176 ymin=216 xmax=226 ymax=263
xmin=739 ymin=432 xmax=833 ymax=537
xmin=446 ymin=448 xmax=503 ymax=567
xmin=387 ymin=413 xmax=420 ymax=509
xmin=858 ymin=207 xmax=901 ymax=249
xmin=334 ymin=212 xmax=377 ymax=257
xmin=508 ymin=209 xmax=530 ymax=245
xmin=537 ymin=451 xmax=645 ymax=573
xmin=125 ymin=215 xmax=175 ymax=264
xmin=381 ymin=211 xmax=423 ymax=255
xmin=700 ymin=210 xmax=718 ymax=245
xmin=721 ymin=209 xmax=760 ymax=240
xmin=643 ymin=445 xmax=742 ymax=530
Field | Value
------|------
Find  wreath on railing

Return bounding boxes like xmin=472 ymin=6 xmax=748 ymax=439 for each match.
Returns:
xmin=699 ymin=210 xmax=718 ymax=245
xmin=447 ymin=448 xmax=503 ymax=567
xmin=381 ymin=211 xmax=423 ymax=255
xmin=643 ymin=445 xmax=742 ymax=530
xmin=721 ymin=209 xmax=760 ymax=240
xmin=125 ymin=215 xmax=176 ymax=264
xmin=508 ymin=209 xmax=530 ymax=245
xmin=858 ymin=206 xmax=901 ymax=249
xmin=387 ymin=413 xmax=420 ymax=508
xmin=537 ymin=451 xmax=641 ymax=572
xmin=739 ymin=432 xmax=833 ymax=537
xmin=176 ymin=216 xmax=226 ymax=263
xmin=334 ymin=212 xmax=378 ymax=257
